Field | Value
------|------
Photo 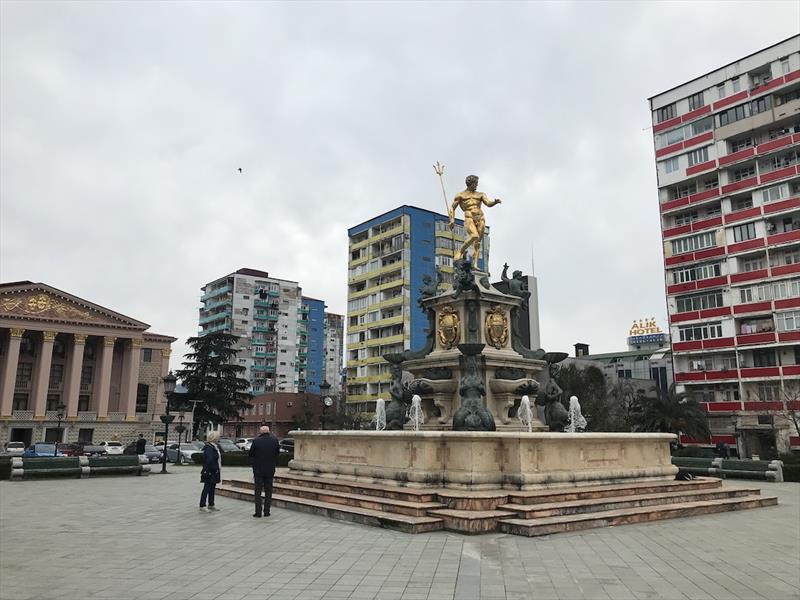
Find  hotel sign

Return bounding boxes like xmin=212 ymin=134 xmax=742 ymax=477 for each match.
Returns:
xmin=628 ymin=318 xmax=666 ymax=345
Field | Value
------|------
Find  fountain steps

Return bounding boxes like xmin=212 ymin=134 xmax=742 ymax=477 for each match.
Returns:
xmin=499 ymin=495 xmax=778 ymax=537
xmin=217 ymin=472 xmax=777 ymax=536
xmin=216 ymin=483 xmax=444 ymax=533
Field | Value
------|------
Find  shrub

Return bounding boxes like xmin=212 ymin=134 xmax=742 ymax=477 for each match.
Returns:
xmin=676 ymin=446 xmax=714 ymax=458
xmin=783 ymin=463 xmax=800 ymax=482
xmin=779 ymin=451 xmax=800 ymax=464
xmin=0 ymin=456 xmax=11 ymax=480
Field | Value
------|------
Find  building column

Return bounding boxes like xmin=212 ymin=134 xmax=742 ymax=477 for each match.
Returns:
xmin=63 ymin=334 xmax=86 ymax=419
xmin=95 ymin=336 xmax=116 ymax=419
xmin=31 ymin=331 xmax=57 ymax=418
xmin=0 ymin=328 xmax=25 ymax=417
xmin=122 ymin=338 xmax=142 ymax=419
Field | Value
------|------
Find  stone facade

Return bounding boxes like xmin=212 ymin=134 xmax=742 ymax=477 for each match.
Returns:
xmin=0 ymin=281 xmax=175 ymax=446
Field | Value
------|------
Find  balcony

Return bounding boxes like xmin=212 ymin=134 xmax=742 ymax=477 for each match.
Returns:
xmin=254 ymin=299 xmax=277 ymax=308
xmin=199 ymin=310 xmax=231 ymax=325
xmin=202 ymin=297 xmax=231 ymax=311
xmin=200 ymin=284 xmax=232 ymax=302
xmin=253 ymin=313 xmax=278 ymax=321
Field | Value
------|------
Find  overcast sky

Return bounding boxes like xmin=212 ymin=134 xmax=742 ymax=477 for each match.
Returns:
xmin=1 ymin=1 xmax=798 ymax=368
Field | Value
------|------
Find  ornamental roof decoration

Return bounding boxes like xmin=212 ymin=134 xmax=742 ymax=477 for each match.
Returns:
xmin=0 ymin=281 xmax=151 ymax=331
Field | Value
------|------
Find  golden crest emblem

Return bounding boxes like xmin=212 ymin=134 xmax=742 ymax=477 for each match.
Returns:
xmin=437 ymin=306 xmax=460 ymax=349
xmin=485 ymin=305 xmax=508 ymax=349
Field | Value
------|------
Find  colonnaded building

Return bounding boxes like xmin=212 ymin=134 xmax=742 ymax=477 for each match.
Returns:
xmin=0 ymin=281 xmax=175 ymax=447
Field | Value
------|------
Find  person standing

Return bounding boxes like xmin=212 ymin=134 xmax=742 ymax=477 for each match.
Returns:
xmin=135 ymin=434 xmax=146 ymax=456
xmin=249 ymin=425 xmax=280 ymax=518
xmin=199 ymin=431 xmax=222 ymax=512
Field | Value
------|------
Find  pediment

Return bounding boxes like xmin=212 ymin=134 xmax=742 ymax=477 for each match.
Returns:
xmin=0 ymin=284 xmax=149 ymax=330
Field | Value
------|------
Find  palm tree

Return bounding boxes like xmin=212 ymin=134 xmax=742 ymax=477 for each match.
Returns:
xmin=630 ymin=383 xmax=710 ymax=441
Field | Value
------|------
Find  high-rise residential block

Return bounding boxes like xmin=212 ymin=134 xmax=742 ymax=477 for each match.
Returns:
xmin=649 ymin=35 xmax=800 ymax=456
xmin=346 ymin=205 xmax=488 ymax=406
xmin=198 ymin=268 xmax=342 ymax=395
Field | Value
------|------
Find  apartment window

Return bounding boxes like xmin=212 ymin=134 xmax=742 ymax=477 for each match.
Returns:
xmin=663 ymin=157 xmax=680 ymax=174
xmin=752 ymin=349 xmax=777 ymax=368
xmin=692 ymin=117 xmax=712 ymax=136
xmin=750 ymin=96 xmax=771 ymax=116
xmin=435 ymin=255 xmax=452 ymax=267
xmin=672 ymin=262 xmax=721 ymax=284
xmin=703 ymin=177 xmax=719 ymax=191
xmin=656 ymin=103 xmax=676 ymax=123
xmin=671 ymin=231 xmax=715 ymax=255
xmin=785 ymin=248 xmax=800 ymax=265
xmin=687 ymin=91 xmax=705 ymax=111
xmin=731 ymin=77 xmax=740 ymax=93
xmin=718 ymin=103 xmax=747 ymax=127
xmin=678 ymin=322 xmax=723 ymax=342
xmin=670 ymin=182 xmax=697 ymax=200
xmin=775 ymin=310 xmax=800 ymax=331
xmin=741 ymin=256 xmax=766 ymax=272
xmin=740 ymin=282 xmax=773 ymax=303
xmin=687 ymin=147 xmax=709 ymax=167
xmin=674 ymin=211 xmax=698 ymax=227
xmin=782 ymin=58 xmax=791 ymax=75
xmin=142 ymin=348 xmax=152 ymax=362
xmin=689 ymin=359 xmax=713 ymax=371
xmin=721 ymin=355 xmax=738 ymax=370
xmin=733 ymin=197 xmax=753 ymax=211
xmin=730 ymin=137 xmax=753 ymax=152
xmin=706 ymin=205 xmax=722 ymax=218
xmin=46 ymin=393 xmax=61 ymax=411
xmin=732 ymin=222 xmax=756 ymax=242
xmin=756 ymin=385 xmax=779 ymax=403
xmin=717 ymin=83 xmax=726 ymax=99
xmin=732 ymin=165 xmax=755 ymax=182
xmin=676 ymin=291 xmax=724 ymax=313
xmin=80 ymin=365 xmax=93 ymax=385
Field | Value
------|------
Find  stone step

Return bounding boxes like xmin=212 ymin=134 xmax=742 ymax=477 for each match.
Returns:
xmin=274 ymin=482 xmax=446 ymax=516
xmin=498 ymin=494 xmax=778 ymax=537
xmin=500 ymin=487 xmax=761 ymax=519
xmin=505 ymin=477 xmax=722 ymax=505
xmin=427 ymin=508 xmax=517 ymax=534
xmin=273 ymin=471 xmax=441 ymax=503
xmin=216 ymin=484 xmax=444 ymax=534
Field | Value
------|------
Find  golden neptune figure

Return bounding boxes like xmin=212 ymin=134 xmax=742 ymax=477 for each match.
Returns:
xmin=448 ymin=174 xmax=501 ymax=263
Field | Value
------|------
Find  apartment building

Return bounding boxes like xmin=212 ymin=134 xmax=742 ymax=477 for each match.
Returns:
xmin=649 ymin=35 xmax=800 ymax=457
xmin=198 ymin=268 xmax=341 ymax=395
xmin=346 ymin=206 xmax=488 ymax=406
xmin=323 ymin=312 xmax=345 ymax=396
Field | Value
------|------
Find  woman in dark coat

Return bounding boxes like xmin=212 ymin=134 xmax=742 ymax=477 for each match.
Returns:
xmin=199 ymin=431 xmax=222 ymax=511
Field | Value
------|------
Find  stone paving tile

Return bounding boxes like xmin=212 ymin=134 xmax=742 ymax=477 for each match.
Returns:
xmin=1 ymin=469 xmax=799 ymax=600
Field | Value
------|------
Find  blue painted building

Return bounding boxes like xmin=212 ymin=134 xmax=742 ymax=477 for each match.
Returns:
xmin=346 ymin=205 xmax=490 ymax=405
xmin=301 ymin=296 xmax=326 ymax=394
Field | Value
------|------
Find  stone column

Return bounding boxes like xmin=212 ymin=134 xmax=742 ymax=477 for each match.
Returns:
xmin=63 ymin=334 xmax=86 ymax=418
xmin=32 ymin=331 xmax=57 ymax=418
xmin=156 ymin=348 xmax=171 ymax=414
xmin=0 ymin=328 xmax=25 ymax=417
xmin=121 ymin=338 xmax=142 ymax=419
xmin=95 ymin=336 xmax=116 ymax=419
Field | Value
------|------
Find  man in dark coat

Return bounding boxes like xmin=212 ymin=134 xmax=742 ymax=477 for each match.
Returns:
xmin=249 ymin=425 xmax=280 ymax=518
xmin=135 ymin=434 xmax=146 ymax=455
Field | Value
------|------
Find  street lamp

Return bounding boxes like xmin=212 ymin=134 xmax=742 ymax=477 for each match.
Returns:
xmin=319 ymin=381 xmax=333 ymax=430
xmin=54 ymin=402 xmax=66 ymax=456
xmin=160 ymin=372 xmax=177 ymax=474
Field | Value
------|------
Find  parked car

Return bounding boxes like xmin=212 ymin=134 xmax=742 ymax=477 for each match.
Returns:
xmin=123 ymin=442 xmax=162 ymax=463
xmin=22 ymin=443 xmax=64 ymax=458
xmin=278 ymin=438 xmax=294 ymax=455
xmin=218 ymin=438 xmax=243 ymax=453
xmin=234 ymin=438 xmax=253 ymax=450
xmin=166 ymin=442 xmax=204 ymax=463
xmin=73 ymin=443 xmax=108 ymax=457
xmin=4 ymin=441 xmax=25 ymax=455
xmin=99 ymin=441 xmax=124 ymax=455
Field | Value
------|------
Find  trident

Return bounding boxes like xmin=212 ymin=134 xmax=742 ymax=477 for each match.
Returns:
xmin=433 ymin=161 xmax=456 ymax=256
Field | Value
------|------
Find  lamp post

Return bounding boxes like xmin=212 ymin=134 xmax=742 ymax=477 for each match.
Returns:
xmin=319 ymin=381 xmax=332 ymax=430
xmin=160 ymin=372 xmax=177 ymax=474
xmin=54 ymin=402 xmax=66 ymax=456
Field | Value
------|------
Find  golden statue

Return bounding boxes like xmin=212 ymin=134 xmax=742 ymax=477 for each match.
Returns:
xmin=448 ymin=174 xmax=501 ymax=263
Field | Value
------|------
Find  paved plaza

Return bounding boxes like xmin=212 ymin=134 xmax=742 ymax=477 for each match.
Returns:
xmin=0 ymin=467 xmax=798 ymax=600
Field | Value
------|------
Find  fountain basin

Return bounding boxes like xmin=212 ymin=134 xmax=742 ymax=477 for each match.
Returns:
xmin=288 ymin=431 xmax=678 ymax=490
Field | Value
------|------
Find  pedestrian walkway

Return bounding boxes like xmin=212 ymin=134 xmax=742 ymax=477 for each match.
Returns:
xmin=0 ymin=467 xmax=798 ymax=600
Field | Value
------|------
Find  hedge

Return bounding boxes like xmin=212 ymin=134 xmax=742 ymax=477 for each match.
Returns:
xmin=0 ymin=456 xmax=11 ymax=480
xmin=191 ymin=451 xmax=292 ymax=468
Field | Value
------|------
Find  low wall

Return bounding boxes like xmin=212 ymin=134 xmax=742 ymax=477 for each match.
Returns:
xmin=289 ymin=431 xmax=678 ymax=490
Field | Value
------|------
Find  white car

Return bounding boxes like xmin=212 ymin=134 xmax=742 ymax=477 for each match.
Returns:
xmin=99 ymin=441 xmax=124 ymax=455
xmin=234 ymin=438 xmax=253 ymax=450
xmin=4 ymin=441 xmax=25 ymax=455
